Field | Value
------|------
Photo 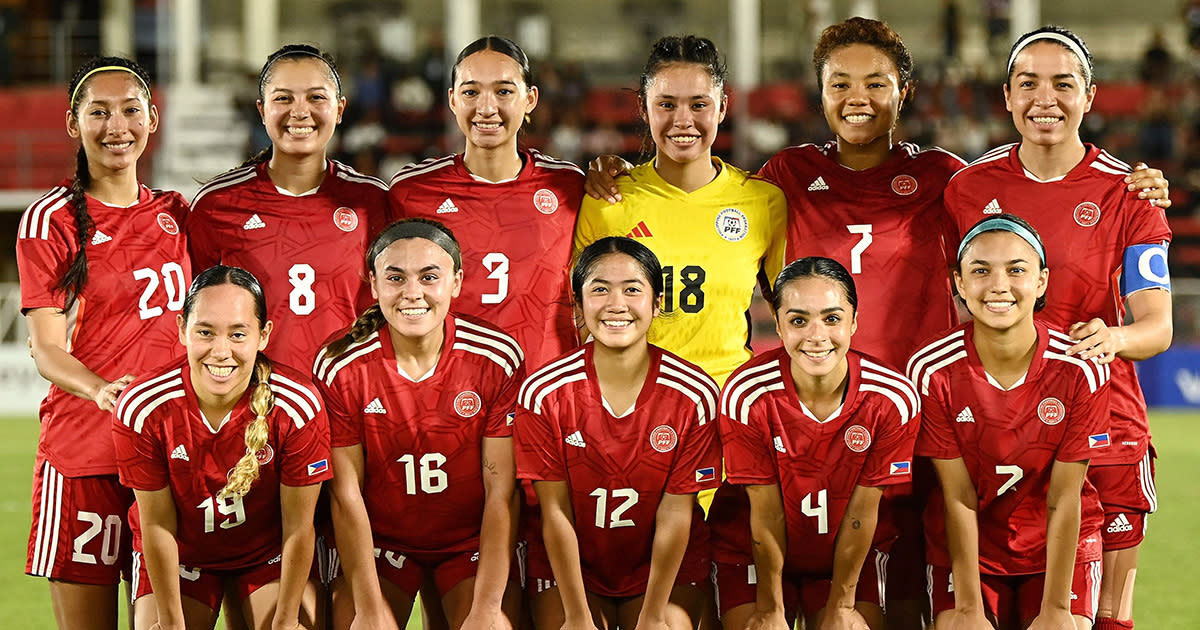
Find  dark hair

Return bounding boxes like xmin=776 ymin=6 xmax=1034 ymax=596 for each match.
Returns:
xmin=451 ymin=36 xmax=533 ymax=87
xmin=771 ymin=257 xmax=858 ymax=315
xmin=324 ymin=218 xmax=462 ymax=358
xmin=60 ymin=57 xmax=153 ymax=310
xmin=571 ymin=237 xmax=665 ymax=304
xmin=1006 ymin=25 xmax=1094 ymax=88
xmin=955 ymin=213 xmax=1048 ymax=312
xmin=179 ymin=265 xmax=274 ymax=500
xmin=812 ymin=17 xmax=914 ymax=102
xmin=637 ymin=35 xmax=728 ymax=158
xmin=243 ymin=44 xmax=342 ymax=167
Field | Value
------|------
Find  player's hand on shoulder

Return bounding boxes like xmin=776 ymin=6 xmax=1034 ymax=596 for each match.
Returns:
xmin=1067 ymin=318 xmax=1121 ymax=365
xmin=95 ymin=374 xmax=136 ymax=412
xmin=1127 ymin=162 xmax=1171 ymax=209
xmin=585 ymin=155 xmax=634 ymax=203
xmin=817 ymin=606 xmax=870 ymax=630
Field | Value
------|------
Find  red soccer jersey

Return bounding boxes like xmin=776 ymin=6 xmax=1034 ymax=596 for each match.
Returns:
xmin=719 ymin=348 xmax=919 ymax=574
xmin=314 ymin=314 xmax=523 ymax=553
xmin=759 ymin=142 xmax=966 ymax=370
xmin=187 ymin=160 xmax=391 ymax=371
xmin=944 ymin=144 xmax=1171 ymax=465
xmin=908 ymin=321 xmax=1109 ymax=575
xmin=113 ymin=359 xmax=331 ymax=570
xmin=17 ymin=182 xmax=191 ymax=477
xmin=514 ymin=344 xmax=721 ymax=597
xmin=389 ymin=150 xmax=583 ymax=372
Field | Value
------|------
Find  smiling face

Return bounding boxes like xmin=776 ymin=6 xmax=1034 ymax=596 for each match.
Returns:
xmin=178 ymin=283 xmax=272 ymax=413
xmin=67 ymin=71 xmax=158 ymax=176
xmin=257 ymin=57 xmax=345 ymax=159
xmin=579 ymin=252 xmax=660 ymax=353
xmin=643 ymin=62 xmax=726 ymax=169
xmin=370 ymin=237 xmax=462 ymax=343
xmin=775 ymin=276 xmax=857 ymax=381
xmin=1004 ymin=41 xmax=1095 ymax=149
xmin=955 ymin=231 xmax=1048 ymax=333
xmin=449 ymin=49 xmax=537 ymax=153
xmin=820 ymin=43 xmax=907 ymax=148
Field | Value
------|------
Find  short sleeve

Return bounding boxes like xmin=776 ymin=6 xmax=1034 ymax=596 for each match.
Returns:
xmin=278 ymin=402 xmax=333 ymax=486
xmin=316 ymin=373 xmax=362 ymax=448
xmin=914 ymin=379 xmax=960 ymax=460
xmin=573 ymin=195 xmax=615 ymax=262
xmin=16 ymin=210 xmax=73 ymax=312
xmin=1055 ymin=366 xmax=1112 ymax=463
xmin=112 ymin=412 xmax=169 ymax=491
xmin=720 ymin=404 xmax=779 ymax=486
xmin=762 ymin=184 xmax=788 ymax=285
xmin=666 ymin=409 xmax=721 ymax=495
xmin=184 ymin=200 xmax=220 ymax=271
xmin=485 ymin=362 xmax=525 ymax=439
xmin=859 ymin=403 xmax=919 ymax=487
xmin=513 ymin=394 xmax=565 ymax=482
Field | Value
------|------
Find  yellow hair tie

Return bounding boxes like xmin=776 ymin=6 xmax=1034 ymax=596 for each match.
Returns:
xmin=70 ymin=66 xmax=151 ymax=108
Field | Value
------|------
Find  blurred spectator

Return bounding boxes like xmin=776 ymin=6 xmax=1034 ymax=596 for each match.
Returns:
xmin=942 ymin=0 xmax=961 ymax=62
xmin=984 ymin=0 xmax=1011 ymax=58
xmin=548 ymin=110 xmax=585 ymax=165
xmin=1141 ymin=27 xmax=1173 ymax=85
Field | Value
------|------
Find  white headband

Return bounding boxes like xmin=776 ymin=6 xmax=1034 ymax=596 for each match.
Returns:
xmin=1007 ymin=32 xmax=1090 ymax=78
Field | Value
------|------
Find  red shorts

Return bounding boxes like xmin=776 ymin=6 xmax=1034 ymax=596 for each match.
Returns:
xmin=26 ymin=462 xmax=133 ymax=585
xmin=927 ymin=561 xmax=1100 ymax=624
xmin=330 ymin=546 xmax=480 ymax=596
xmin=1087 ymin=451 xmax=1156 ymax=550
xmin=883 ymin=459 xmax=935 ymax=601
xmin=524 ymin=516 xmax=710 ymax=598
xmin=131 ymin=550 xmax=282 ymax=609
xmin=712 ymin=549 xmax=888 ymax=618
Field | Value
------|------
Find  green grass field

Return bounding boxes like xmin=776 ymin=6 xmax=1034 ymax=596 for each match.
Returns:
xmin=2 ymin=412 xmax=1198 ymax=629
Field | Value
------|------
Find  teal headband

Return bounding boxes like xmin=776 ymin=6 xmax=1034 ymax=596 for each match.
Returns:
xmin=957 ymin=217 xmax=1046 ymax=266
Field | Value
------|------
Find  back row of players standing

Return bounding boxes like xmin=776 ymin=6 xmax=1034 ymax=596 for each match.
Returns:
xmin=16 ymin=17 xmax=1171 ymax=630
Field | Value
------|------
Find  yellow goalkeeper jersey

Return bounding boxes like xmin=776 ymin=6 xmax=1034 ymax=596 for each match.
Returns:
xmin=575 ymin=157 xmax=787 ymax=386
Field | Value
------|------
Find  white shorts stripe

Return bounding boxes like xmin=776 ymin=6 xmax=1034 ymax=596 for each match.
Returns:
xmin=130 ymin=551 xmax=143 ymax=603
xmin=1088 ymin=560 xmax=1101 ymax=620
xmin=875 ymin=549 xmax=889 ymax=614
xmin=31 ymin=460 xmax=53 ymax=575
xmin=1139 ymin=451 xmax=1157 ymax=513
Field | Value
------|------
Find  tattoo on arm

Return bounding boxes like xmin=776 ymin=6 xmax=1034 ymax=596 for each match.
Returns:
xmin=483 ymin=458 xmax=498 ymax=475
xmin=851 ymin=519 xmax=862 ymax=530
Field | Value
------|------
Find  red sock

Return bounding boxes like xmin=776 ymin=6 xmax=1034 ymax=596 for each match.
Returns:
xmin=1095 ymin=618 xmax=1134 ymax=630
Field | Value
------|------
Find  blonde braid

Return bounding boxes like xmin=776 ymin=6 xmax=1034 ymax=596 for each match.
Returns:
xmin=219 ymin=354 xmax=274 ymax=500
xmin=324 ymin=305 xmax=387 ymax=358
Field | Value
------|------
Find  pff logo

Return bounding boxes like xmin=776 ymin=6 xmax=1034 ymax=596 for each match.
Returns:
xmin=844 ymin=425 xmax=871 ymax=453
xmin=649 ymin=425 xmax=678 ymax=453
xmin=1037 ymin=397 xmax=1065 ymax=425
xmin=454 ymin=391 xmax=482 ymax=417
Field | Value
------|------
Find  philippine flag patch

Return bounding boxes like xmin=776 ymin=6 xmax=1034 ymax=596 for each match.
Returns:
xmin=506 ymin=412 xmax=515 ymax=426
xmin=1088 ymin=433 xmax=1111 ymax=449
xmin=695 ymin=467 xmax=717 ymax=483
xmin=889 ymin=461 xmax=911 ymax=475
xmin=307 ymin=459 xmax=329 ymax=476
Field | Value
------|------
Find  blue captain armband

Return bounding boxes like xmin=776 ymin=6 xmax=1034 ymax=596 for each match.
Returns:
xmin=1121 ymin=242 xmax=1171 ymax=296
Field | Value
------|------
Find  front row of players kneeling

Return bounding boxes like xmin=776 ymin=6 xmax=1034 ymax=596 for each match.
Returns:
xmin=114 ymin=213 xmax=1108 ymax=630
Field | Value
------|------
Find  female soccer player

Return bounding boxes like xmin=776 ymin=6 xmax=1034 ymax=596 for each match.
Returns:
xmin=908 ymin=214 xmax=1110 ymax=630
xmin=943 ymin=28 xmax=1173 ymax=630
xmin=17 ymin=56 xmax=190 ymax=630
xmin=515 ymin=236 xmax=721 ymax=630
xmin=113 ymin=265 xmax=330 ymax=630
xmin=316 ymin=219 xmax=524 ymax=630
xmin=389 ymin=35 xmax=583 ymax=374
xmin=188 ymin=43 xmax=390 ymax=372
xmin=716 ymin=257 xmax=918 ymax=630
xmin=574 ymin=35 xmax=786 ymax=388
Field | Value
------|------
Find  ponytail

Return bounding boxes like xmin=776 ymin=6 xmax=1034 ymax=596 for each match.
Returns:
xmin=218 ymin=353 xmax=274 ymax=500
xmin=58 ymin=146 xmax=94 ymax=309
xmin=238 ymin=145 xmax=273 ymax=169
xmin=324 ymin=305 xmax=387 ymax=359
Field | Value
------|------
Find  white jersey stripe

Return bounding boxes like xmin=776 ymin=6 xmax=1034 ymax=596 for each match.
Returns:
xmin=453 ymin=342 xmax=516 ymax=377
xmin=519 ymin=349 xmax=586 ymax=409
xmin=314 ymin=332 xmax=380 ymax=379
xmin=191 ymin=167 xmax=257 ymax=207
xmin=269 ymin=382 xmax=318 ymax=422
xmin=456 ymin=320 xmax=524 ymax=365
xmin=117 ymin=368 xmax=184 ymax=418
xmin=121 ymin=378 xmax=185 ymax=431
xmin=918 ymin=350 xmax=968 ymax=396
xmin=532 ymin=371 xmax=588 ymax=414
xmin=1042 ymin=352 xmax=1098 ymax=392
xmin=861 ymin=383 xmax=914 ymax=423
xmin=270 ymin=373 xmax=322 ymax=412
xmin=1089 ymin=162 xmax=1126 ymax=177
xmin=906 ymin=330 xmax=965 ymax=380
xmin=389 ymin=155 xmax=456 ymax=185
xmin=861 ymin=359 xmax=920 ymax=415
xmin=656 ymin=375 xmax=709 ymax=424
xmin=738 ymin=381 xmax=785 ymax=425
xmin=1096 ymin=150 xmax=1132 ymax=172
xmin=722 ymin=362 xmax=780 ymax=418
xmin=321 ymin=340 xmax=382 ymax=386
xmin=134 ymin=390 xmax=186 ymax=433
xmin=20 ymin=187 xmax=68 ymax=239
xmin=273 ymin=398 xmax=306 ymax=429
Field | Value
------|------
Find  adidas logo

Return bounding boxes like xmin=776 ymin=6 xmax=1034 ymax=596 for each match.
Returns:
xmin=956 ymin=407 xmax=975 ymax=423
xmin=243 ymin=214 xmax=266 ymax=230
xmin=364 ymin=398 xmax=386 ymax=414
xmin=90 ymin=230 xmax=111 ymax=245
xmin=170 ymin=444 xmax=189 ymax=461
xmin=565 ymin=431 xmax=586 ymax=448
xmin=983 ymin=199 xmax=1002 ymax=215
xmin=626 ymin=220 xmax=653 ymax=238
xmin=436 ymin=198 xmax=459 ymax=214
xmin=774 ymin=436 xmax=786 ymax=453
xmin=1107 ymin=513 xmax=1133 ymax=533
xmin=807 ymin=177 xmax=828 ymax=191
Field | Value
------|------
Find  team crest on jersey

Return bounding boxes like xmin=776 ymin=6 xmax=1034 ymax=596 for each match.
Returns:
xmin=715 ymin=208 xmax=749 ymax=242
xmin=156 ymin=212 xmax=180 ymax=235
xmin=1073 ymin=202 xmax=1101 ymax=227
xmin=454 ymin=391 xmax=482 ymax=417
xmin=333 ymin=207 xmax=359 ymax=232
xmin=251 ymin=443 xmax=275 ymax=465
xmin=649 ymin=425 xmax=678 ymax=452
xmin=533 ymin=189 xmax=560 ymax=215
xmin=891 ymin=175 xmax=918 ymax=196
xmin=1037 ymin=397 xmax=1066 ymax=425
xmin=844 ymin=425 xmax=871 ymax=452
